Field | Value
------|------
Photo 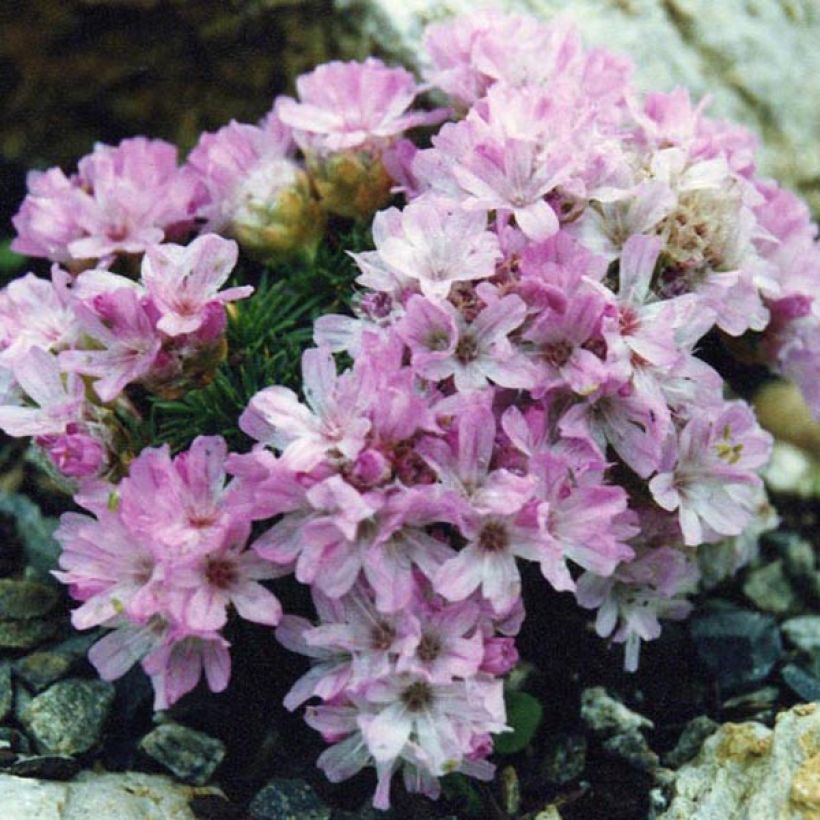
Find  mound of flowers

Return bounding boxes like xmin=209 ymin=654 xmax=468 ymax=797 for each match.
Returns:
xmin=1 ymin=10 xmax=817 ymax=810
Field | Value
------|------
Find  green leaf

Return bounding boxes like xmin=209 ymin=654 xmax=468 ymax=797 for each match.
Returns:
xmin=493 ymin=690 xmax=543 ymax=755
xmin=0 ymin=239 xmax=26 ymax=282
xmin=440 ymin=772 xmax=486 ymax=817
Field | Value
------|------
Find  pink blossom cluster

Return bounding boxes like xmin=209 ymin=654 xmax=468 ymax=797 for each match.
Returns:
xmin=0 ymin=233 xmax=250 ymax=479
xmin=1 ymin=8 xmax=817 ymax=811
xmin=11 ymin=59 xmax=445 ymax=273
xmin=53 ymin=436 xmax=283 ymax=709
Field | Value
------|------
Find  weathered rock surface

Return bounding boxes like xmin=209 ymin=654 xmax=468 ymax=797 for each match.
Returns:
xmin=690 ymin=609 xmax=782 ymax=691
xmin=342 ymin=0 xmax=820 ymax=212
xmin=659 ymin=703 xmax=820 ymax=819
xmin=19 ymin=678 xmax=114 ymax=756
xmin=581 ymin=686 xmax=654 ymax=737
xmin=139 ymin=722 xmax=225 ymax=786
xmin=249 ymin=778 xmax=331 ymax=820
xmin=0 ymin=770 xmax=223 ymax=820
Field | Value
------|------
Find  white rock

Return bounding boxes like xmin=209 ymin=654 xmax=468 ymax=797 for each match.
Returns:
xmin=659 ymin=703 xmax=820 ymax=819
xmin=341 ymin=0 xmax=820 ymax=211
xmin=0 ymin=770 xmax=224 ymax=820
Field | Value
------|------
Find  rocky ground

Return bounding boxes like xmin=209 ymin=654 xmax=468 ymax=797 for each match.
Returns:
xmin=0 ymin=439 xmax=818 ymax=819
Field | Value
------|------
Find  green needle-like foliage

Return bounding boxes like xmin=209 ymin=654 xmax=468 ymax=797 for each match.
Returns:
xmin=148 ymin=222 xmax=372 ymax=453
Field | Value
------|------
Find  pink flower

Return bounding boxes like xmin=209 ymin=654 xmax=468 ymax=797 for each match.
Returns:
xmin=415 ymin=84 xmax=577 ymax=240
xmin=172 ymin=541 xmax=285 ymax=631
xmin=39 ymin=425 xmax=107 ymax=478
xmin=240 ymin=347 xmax=372 ymax=470
xmin=59 ymin=287 xmax=162 ymax=403
xmin=142 ymin=631 xmax=231 ymax=710
xmin=53 ymin=510 xmax=162 ymax=630
xmin=577 ymin=546 xmax=697 ymax=670
xmin=11 ymin=169 xmax=86 ymax=264
xmin=0 ymin=347 xmax=85 ymax=437
xmin=13 ymin=138 xmax=201 ymax=264
xmin=0 ymin=272 xmax=79 ymax=364
xmin=363 ymin=195 xmax=501 ymax=300
xmin=523 ymin=287 xmax=610 ymax=396
xmin=141 ymin=234 xmax=250 ymax=336
xmin=186 ymin=116 xmax=295 ymax=232
xmin=649 ymin=402 xmax=773 ymax=545
xmin=118 ymin=436 xmax=247 ymax=559
xmin=276 ymin=58 xmax=447 ymax=154
xmin=399 ymin=294 xmax=534 ymax=391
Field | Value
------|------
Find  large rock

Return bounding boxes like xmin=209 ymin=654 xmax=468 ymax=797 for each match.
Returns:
xmin=0 ymin=770 xmax=223 ymax=820
xmin=659 ymin=703 xmax=820 ymax=819
xmin=341 ymin=0 xmax=820 ymax=212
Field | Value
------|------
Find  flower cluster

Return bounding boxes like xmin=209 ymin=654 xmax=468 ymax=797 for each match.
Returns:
xmin=53 ymin=436 xmax=283 ymax=709
xmin=0 ymin=233 xmax=250 ymax=480
xmin=2 ymin=8 xmax=817 ymax=812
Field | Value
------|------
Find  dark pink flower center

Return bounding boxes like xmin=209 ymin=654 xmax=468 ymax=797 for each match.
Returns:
xmin=541 ymin=339 xmax=573 ymax=368
xmin=455 ymin=334 xmax=479 ymax=364
xmin=370 ymin=620 xmax=396 ymax=651
xmin=478 ymin=521 xmax=509 ymax=553
xmin=400 ymin=681 xmax=434 ymax=712
xmin=205 ymin=557 xmax=238 ymax=589
xmin=417 ymin=632 xmax=442 ymax=663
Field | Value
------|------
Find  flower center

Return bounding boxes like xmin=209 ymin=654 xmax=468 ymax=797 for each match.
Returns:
xmin=426 ymin=329 xmax=451 ymax=352
xmin=478 ymin=521 xmax=509 ymax=553
xmin=370 ymin=620 xmax=396 ymax=651
xmin=541 ymin=339 xmax=573 ymax=368
xmin=417 ymin=632 xmax=442 ymax=663
xmin=205 ymin=557 xmax=238 ymax=589
xmin=400 ymin=681 xmax=434 ymax=712
xmin=455 ymin=334 xmax=479 ymax=364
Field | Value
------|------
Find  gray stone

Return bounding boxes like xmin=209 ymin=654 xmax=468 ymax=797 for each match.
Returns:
xmin=139 ymin=722 xmax=226 ymax=786
xmin=780 ymin=535 xmax=816 ymax=583
xmin=781 ymin=663 xmax=820 ymax=703
xmin=14 ymin=652 xmax=73 ymax=692
xmin=0 ymin=578 xmax=58 ymax=620
xmin=0 ymin=727 xmax=31 ymax=754
xmin=690 ymin=610 xmax=782 ymax=691
xmin=603 ymin=730 xmax=659 ymax=772
xmin=663 ymin=716 xmax=719 ymax=768
xmin=0 ymin=661 xmax=12 ymax=722
xmin=343 ymin=0 xmax=820 ymax=213
xmin=249 ymin=778 xmax=331 ymax=820
xmin=540 ymin=732 xmax=587 ymax=784
xmin=0 ymin=770 xmax=224 ymax=820
xmin=20 ymin=678 xmax=115 ymax=756
xmin=8 ymin=755 xmax=80 ymax=781
xmin=782 ymin=615 xmax=820 ymax=653
xmin=659 ymin=703 xmax=820 ymax=819
xmin=581 ymin=686 xmax=654 ymax=737
xmin=0 ymin=494 xmax=60 ymax=581
xmin=0 ymin=618 xmax=61 ymax=650
xmin=722 ymin=686 xmax=781 ymax=725
xmin=742 ymin=560 xmax=800 ymax=615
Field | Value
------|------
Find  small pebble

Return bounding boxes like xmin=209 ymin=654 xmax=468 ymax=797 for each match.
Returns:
xmin=581 ymin=687 xmax=653 ymax=737
xmin=0 ymin=578 xmax=58 ymax=620
xmin=8 ymin=754 xmax=81 ymax=781
xmin=663 ymin=716 xmax=719 ymax=768
xmin=690 ymin=609 xmax=782 ymax=691
xmin=602 ymin=731 xmax=659 ymax=772
xmin=781 ymin=615 xmax=820 ymax=653
xmin=140 ymin=722 xmax=226 ymax=786
xmin=249 ymin=778 xmax=331 ymax=820
xmin=781 ymin=663 xmax=820 ymax=702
